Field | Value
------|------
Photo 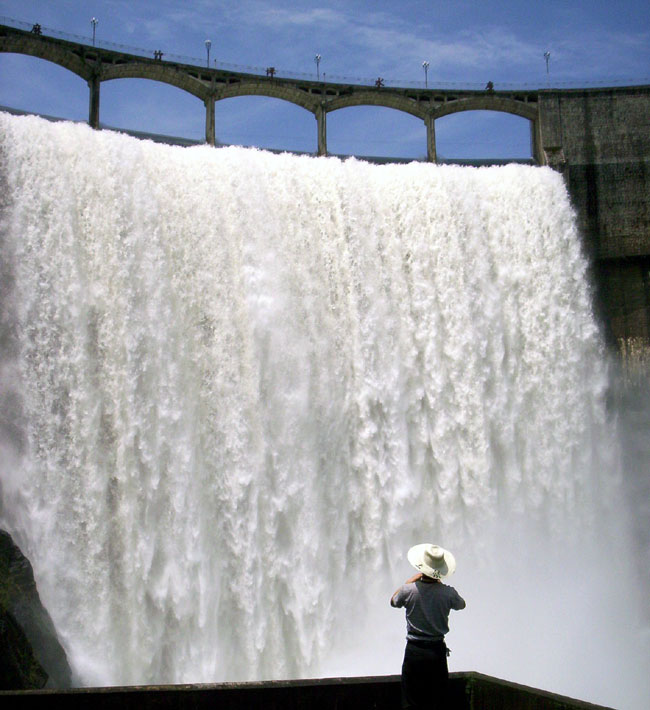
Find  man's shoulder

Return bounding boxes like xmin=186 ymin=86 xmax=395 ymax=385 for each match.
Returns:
xmin=440 ymin=583 xmax=458 ymax=593
xmin=398 ymin=582 xmax=418 ymax=596
xmin=392 ymin=582 xmax=417 ymax=606
xmin=440 ymin=582 xmax=466 ymax=608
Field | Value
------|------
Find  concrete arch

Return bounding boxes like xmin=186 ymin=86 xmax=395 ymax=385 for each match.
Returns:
xmin=432 ymin=96 xmax=538 ymax=122
xmin=324 ymin=92 xmax=426 ymax=120
xmin=213 ymin=81 xmax=320 ymax=113
xmin=0 ymin=35 xmax=92 ymax=81
xmin=431 ymin=97 xmax=540 ymax=163
xmin=100 ymin=64 xmax=209 ymax=102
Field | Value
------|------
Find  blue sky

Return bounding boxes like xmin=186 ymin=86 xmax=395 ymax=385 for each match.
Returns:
xmin=1 ymin=0 xmax=649 ymax=159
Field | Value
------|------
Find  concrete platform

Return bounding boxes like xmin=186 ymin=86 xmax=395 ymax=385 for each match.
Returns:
xmin=0 ymin=671 xmax=615 ymax=709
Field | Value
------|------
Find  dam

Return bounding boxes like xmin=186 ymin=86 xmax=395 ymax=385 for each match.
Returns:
xmin=1 ymin=18 xmax=650 ymax=710
xmin=1 ymin=22 xmax=649 ymax=346
xmin=1 ymin=111 xmax=648 ymax=709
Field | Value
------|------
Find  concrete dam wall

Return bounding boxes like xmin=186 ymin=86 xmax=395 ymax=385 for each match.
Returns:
xmin=538 ymin=86 xmax=650 ymax=343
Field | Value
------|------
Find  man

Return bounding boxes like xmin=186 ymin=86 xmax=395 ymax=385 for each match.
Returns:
xmin=391 ymin=544 xmax=466 ymax=709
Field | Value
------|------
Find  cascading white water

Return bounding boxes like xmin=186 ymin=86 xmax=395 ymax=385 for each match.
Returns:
xmin=0 ymin=112 xmax=647 ymax=707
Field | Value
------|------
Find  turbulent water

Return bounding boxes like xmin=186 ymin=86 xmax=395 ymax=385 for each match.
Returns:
xmin=0 ymin=112 xmax=647 ymax=707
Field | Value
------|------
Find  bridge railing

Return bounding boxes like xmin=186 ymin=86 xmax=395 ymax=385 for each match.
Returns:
xmin=3 ymin=14 xmax=647 ymax=91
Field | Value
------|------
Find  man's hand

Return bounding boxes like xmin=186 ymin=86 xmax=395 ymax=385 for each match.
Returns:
xmin=405 ymin=572 xmax=423 ymax=584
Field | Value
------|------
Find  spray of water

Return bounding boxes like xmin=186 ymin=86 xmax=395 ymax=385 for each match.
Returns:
xmin=0 ymin=113 xmax=647 ymax=707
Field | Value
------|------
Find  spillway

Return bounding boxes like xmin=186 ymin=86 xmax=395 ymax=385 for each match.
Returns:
xmin=0 ymin=112 xmax=647 ymax=708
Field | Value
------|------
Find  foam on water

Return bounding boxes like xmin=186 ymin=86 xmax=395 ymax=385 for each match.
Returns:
xmin=0 ymin=113 xmax=647 ymax=707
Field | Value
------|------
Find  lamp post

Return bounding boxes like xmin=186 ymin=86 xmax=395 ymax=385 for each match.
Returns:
xmin=544 ymin=51 xmax=550 ymax=86
xmin=205 ymin=39 xmax=212 ymax=68
xmin=422 ymin=61 xmax=429 ymax=88
xmin=90 ymin=17 xmax=98 ymax=46
xmin=315 ymin=54 xmax=321 ymax=80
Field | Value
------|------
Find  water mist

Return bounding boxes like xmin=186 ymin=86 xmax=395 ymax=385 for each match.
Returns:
xmin=0 ymin=113 xmax=647 ymax=708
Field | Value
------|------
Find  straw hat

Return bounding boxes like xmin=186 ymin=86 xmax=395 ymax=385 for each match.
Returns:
xmin=407 ymin=543 xmax=456 ymax=579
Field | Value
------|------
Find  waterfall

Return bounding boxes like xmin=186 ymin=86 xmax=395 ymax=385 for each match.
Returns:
xmin=0 ymin=112 xmax=647 ymax=708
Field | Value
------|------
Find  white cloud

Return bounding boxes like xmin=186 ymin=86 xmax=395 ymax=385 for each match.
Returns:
xmin=352 ymin=24 xmax=540 ymax=72
xmin=247 ymin=6 xmax=347 ymax=29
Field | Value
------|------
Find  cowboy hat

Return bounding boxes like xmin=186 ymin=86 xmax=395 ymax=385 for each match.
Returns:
xmin=407 ymin=544 xmax=456 ymax=579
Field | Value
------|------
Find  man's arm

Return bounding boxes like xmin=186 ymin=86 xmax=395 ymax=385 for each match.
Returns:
xmin=390 ymin=573 xmax=423 ymax=606
xmin=451 ymin=590 xmax=466 ymax=610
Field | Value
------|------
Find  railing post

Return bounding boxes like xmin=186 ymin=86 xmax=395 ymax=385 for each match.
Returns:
xmin=88 ymin=74 xmax=100 ymax=129
xmin=205 ymin=96 xmax=216 ymax=146
xmin=426 ymin=113 xmax=437 ymax=163
xmin=316 ymin=104 xmax=327 ymax=156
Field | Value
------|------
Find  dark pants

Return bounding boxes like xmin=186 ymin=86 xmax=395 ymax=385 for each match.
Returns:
xmin=400 ymin=639 xmax=449 ymax=710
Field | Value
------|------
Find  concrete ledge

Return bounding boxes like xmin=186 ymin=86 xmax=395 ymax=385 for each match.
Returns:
xmin=462 ymin=672 xmax=615 ymax=710
xmin=0 ymin=672 xmax=615 ymax=709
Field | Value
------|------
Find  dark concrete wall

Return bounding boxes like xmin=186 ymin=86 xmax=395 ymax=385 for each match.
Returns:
xmin=0 ymin=673 xmax=615 ymax=710
xmin=539 ymin=87 xmax=650 ymax=342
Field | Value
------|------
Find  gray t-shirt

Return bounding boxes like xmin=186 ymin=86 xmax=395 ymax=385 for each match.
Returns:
xmin=392 ymin=581 xmax=466 ymax=641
